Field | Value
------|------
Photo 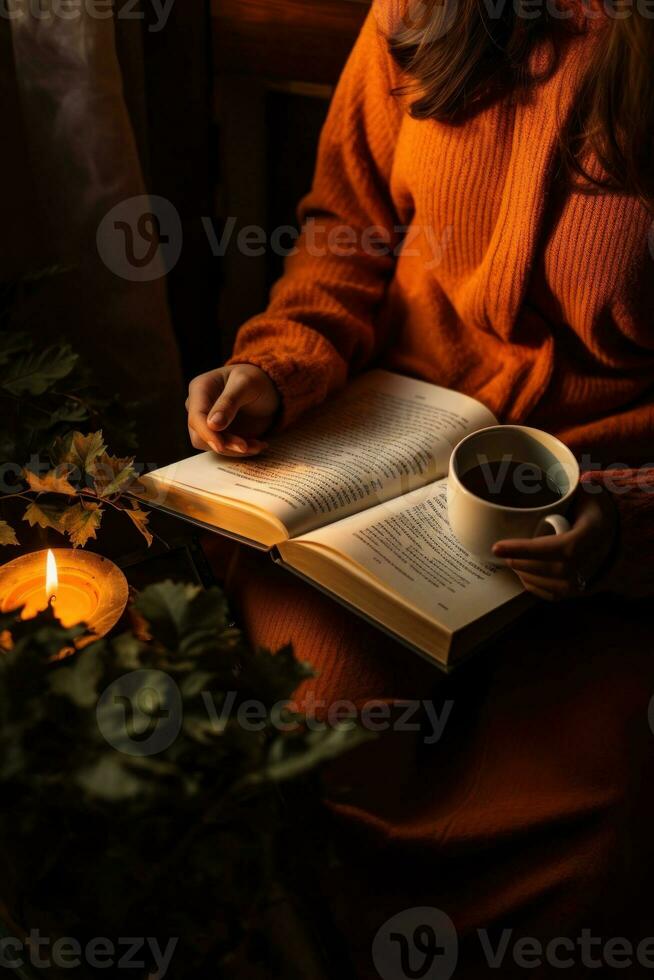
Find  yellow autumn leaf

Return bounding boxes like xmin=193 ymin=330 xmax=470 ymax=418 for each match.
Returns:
xmin=64 ymin=502 xmax=103 ymax=548
xmin=126 ymin=505 xmax=153 ymax=547
xmin=92 ymin=453 xmax=137 ymax=498
xmin=23 ymin=466 xmax=77 ymax=496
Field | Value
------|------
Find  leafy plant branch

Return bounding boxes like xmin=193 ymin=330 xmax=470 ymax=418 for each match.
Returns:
xmin=0 ymin=581 xmax=367 ymax=978
xmin=0 ymin=430 xmax=152 ymax=549
xmin=0 ymin=269 xmax=148 ymax=552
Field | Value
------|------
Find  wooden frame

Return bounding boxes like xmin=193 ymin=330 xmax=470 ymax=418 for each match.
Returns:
xmin=213 ymin=0 xmax=369 ymax=85
xmin=213 ymin=0 xmax=370 ymax=351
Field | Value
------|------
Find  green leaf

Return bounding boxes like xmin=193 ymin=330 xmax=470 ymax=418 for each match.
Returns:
xmin=76 ymin=756 xmax=142 ymax=801
xmin=133 ymin=582 xmax=232 ymax=658
xmin=134 ymin=581 xmax=201 ymax=650
xmin=2 ymin=344 xmax=78 ymax=396
xmin=125 ymin=504 xmax=153 ymax=547
xmin=250 ymin=725 xmax=373 ymax=786
xmin=92 ymin=452 xmax=137 ymax=497
xmin=8 ymin=607 xmax=88 ymax=663
xmin=52 ymin=430 xmax=106 ymax=474
xmin=178 ymin=589 xmax=230 ymax=657
xmin=48 ymin=647 xmax=103 ymax=707
xmin=23 ymin=499 xmax=68 ymax=534
xmin=64 ymin=501 xmax=103 ymax=548
xmin=26 ymin=496 xmax=105 ymax=548
xmin=0 ymin=329 xmax=30 ymax=365
xmin=23 ymin=465 xmax=77 ymax=496
xmin=244 ymin=645 xmax=315 ymax=707
xmin=0 ymin=521 xmax=18 ymax=546
xmin=111 ymin=633 xmax=146 ymax=671
xmin=180 ymin=670 xmax=217 ymax=699
xmin=30 ymin=401 xmax=88 ymax=432
xmin=182 ymin=713 xmax=220 ymax=745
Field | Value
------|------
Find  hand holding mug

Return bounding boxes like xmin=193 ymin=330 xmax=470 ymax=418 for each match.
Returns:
xmin=493 ymin=490 xmax=617 ymax=600
xmin=447 ymin=425 xmax=617 ymax=599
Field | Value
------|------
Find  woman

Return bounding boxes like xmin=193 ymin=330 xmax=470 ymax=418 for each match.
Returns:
xmin=188 ymin=0 xmax=654 ymax=973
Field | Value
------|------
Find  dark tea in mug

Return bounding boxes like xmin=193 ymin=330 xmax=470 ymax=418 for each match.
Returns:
xmin=460 ymin=459 xmax=564 ymax=509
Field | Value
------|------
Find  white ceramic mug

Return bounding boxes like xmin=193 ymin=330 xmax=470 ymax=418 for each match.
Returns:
xmin=447 ymin=425 xmax=580 ymax=565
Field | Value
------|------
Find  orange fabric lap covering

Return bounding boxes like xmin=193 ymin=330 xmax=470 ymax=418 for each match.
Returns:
xmin=207 ymin=537 xmax=654 ymax=977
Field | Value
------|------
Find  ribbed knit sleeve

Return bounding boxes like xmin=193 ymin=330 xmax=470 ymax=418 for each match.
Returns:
xmin=581 ymin=469 xmax=654 ymax=596
xmin=227 ymin=8 xmax=404 ymax=428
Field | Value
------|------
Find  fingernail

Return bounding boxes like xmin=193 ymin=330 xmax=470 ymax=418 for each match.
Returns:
xmin=226 ymin=438 xmax=246 ymax=453
xmin=209 ymin=441 xmax=220 ymax=454
xmin=209 ymin=412 xmax=225 ymax=428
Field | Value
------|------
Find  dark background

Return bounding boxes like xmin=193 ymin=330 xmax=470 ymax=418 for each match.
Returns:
xmin=143 ymin=0 xmax=370 ymax=375
xmin=0 ymin=0 xmax=369 ymax=460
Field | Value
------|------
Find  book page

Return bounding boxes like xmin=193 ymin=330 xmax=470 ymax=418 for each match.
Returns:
xmin=154 ymin=370 xmax=496 ymax=537
xmin=294 ymin=479 xmax=524 ymax=631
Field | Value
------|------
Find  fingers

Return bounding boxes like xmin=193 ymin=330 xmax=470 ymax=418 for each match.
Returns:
xmin=207 ymin=369 xmax=259 ymax=433
xmin=187 ymin=425 xmax=251 ymax=458
xmin=187 ymin=370 xmax=266 ymax=457
xmin=189 ymin=427 xmax=209 ymax=452
xmin=498 ymin=533 xmax=584 ymax=600
xmin=516 ymin=571 xmax=579 ymax=600
xmin=495 ymin=528 xmax=581 ymax=601
xmin=187 ymin=372 xmax=223 ymax=450
xmin=494 ymin=491 xmax=616 ymax=602
xmin=493 ymin=531 xmax=576 ymax=562
xmin=504 ymin=558 xmax=567 ymax=579
xmin=520 ymin=580 xmax=562 ymax=602
xmin=188 ymin=423 xmax=265 ymax=457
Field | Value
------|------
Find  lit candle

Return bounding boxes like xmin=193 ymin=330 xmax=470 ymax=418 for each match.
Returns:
xmin=46 ymin=548 xmax=58 ymax=607
xmin=0 ymin=549 xmax=129 ymax=638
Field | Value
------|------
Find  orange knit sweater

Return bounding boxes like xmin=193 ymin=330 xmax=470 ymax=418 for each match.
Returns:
xmin=229 ymin=5 xmax=654 ymax=594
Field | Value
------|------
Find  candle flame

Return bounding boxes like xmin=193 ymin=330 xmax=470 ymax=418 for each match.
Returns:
xmin=46 ymin=549 xmax=58 ymax=603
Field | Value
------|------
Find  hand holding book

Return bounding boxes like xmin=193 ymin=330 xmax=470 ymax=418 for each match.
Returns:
xmin=139 ymin=370 xmax=524 ymax=669
xmin=186 ymin=363 xmax=280 ymax=457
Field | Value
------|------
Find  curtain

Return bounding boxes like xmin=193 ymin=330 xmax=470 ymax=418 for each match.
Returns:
xmin=3 ymin=0 xmax=187 ymax=465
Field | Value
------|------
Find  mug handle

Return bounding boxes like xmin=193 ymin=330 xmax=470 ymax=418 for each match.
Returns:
xmin=535 ymin=514 xmax=571 ymax=538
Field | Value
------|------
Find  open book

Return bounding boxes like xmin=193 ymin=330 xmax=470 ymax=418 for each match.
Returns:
xmin=136 ymin=371 xmax=529 ymax=670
